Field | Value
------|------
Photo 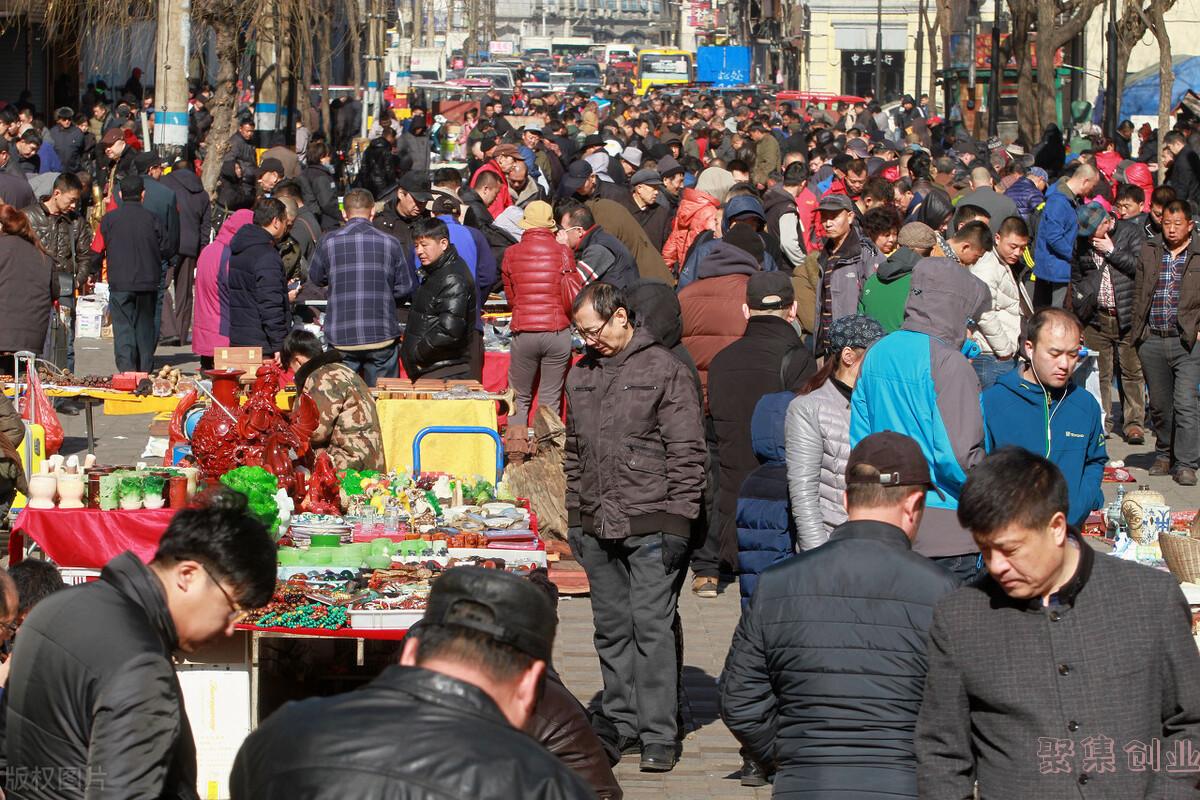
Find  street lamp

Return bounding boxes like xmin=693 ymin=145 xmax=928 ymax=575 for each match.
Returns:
xmin=874 ymin=0 xmax=882 ymax=100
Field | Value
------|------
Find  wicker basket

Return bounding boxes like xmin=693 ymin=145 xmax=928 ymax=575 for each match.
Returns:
xmin=1159 ymin=532 xmax=1200 ymax=583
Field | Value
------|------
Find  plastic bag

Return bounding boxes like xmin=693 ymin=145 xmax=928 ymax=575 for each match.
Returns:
xmin=23 ymin=368 xmax=64 ymax=455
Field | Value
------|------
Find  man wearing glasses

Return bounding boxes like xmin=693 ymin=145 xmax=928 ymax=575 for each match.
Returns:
xmin=564 ymin=281 xmax=706 ymax=773
xmin=4 ymin=490 xmax=276 ymax=799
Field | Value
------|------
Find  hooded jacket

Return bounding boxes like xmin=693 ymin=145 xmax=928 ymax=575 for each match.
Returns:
xmin=625 ymin=279 xmax=701 ymax=393
xmin=1032 ymin=179 xmax=1080 ymax=284
xmin=678 ymin=240 xmax=758 ymax=403
xmin=969 ymin=248 xmax=1023 ymax=357
xmin=734 ymin=391 xmax=797 ymax=606
xmin=226 ymin=223 xmax=289 ymax=354
xmin=858 ymin=246 xmax=922 ymax=333
xmin=193 ymin=209 xmax=254 ymax=358
xmin=564 ymin=326 xmax=706 ymax=540
xmin=850 ymin=258 xmax=991 ymax=557
xmin=981 ymin=368 xmax=1106 ymax=528
xmin=7 ymin=552 xmax=198 ymax=800
xmin=677 ymin=196 xmax=777 ymax=288
xmin=1003 ymin=176 xmax=1046 ymax=221
xmin=662 ymin=187 xmax=721 ymax=273
xmin=160 ymin=167 xmax=212 ymax=259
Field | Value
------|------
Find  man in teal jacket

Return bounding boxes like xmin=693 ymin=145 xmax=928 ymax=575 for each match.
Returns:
xmin=981 ymin=308 xmax=1107 ymax=528
xmin=850 ymin=258 xmax=992 ymax=582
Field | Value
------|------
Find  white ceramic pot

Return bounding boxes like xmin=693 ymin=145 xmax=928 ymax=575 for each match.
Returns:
xmin=26 ymin=474 xmax=57 ymax=509
xmin=119 ymin=495 xmax=144 ymax=511
xmin=143 ymin=494 xmax=165 ymax=510
xmin=56 ymin=476 xmax=85 ymax=509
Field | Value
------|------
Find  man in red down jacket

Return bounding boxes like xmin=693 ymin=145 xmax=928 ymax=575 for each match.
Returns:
xmin=501 ymin=200 xmax=576 ymax=428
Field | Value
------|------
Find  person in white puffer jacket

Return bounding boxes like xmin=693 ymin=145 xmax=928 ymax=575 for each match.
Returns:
xmin=968 ymin=215 xmax=1031 ymax=389
xmin=785 ymin=314 xmax=884 ymax=550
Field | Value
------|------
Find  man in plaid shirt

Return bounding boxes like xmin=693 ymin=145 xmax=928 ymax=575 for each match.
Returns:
xmin=309 ymin=188 xmax=416 ymax=386
xmin=1131 ymin=199 xmax=1200 ymax=486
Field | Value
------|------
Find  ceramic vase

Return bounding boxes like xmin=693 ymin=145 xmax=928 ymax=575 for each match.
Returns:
xmin=191 ymin=370 xmax=245 ymax=480
xmin=56 ymin=476 xmax=85 ymax=509
xmin=26 ymin=474 xmax=57 ymax=509
xmin=98 ymin=475 xmax=119 ymax=511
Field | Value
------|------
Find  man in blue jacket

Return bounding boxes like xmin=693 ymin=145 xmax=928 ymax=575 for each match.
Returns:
xmin=227 ymin=199 xmax=291 ymax=357
xmin=1032 ymin=164 xmax=1097 ymax=309
xmin=981 ymin=308 xmax=1106 ymax=529
xmin=850 ymin=258 xmax=991 ymax=581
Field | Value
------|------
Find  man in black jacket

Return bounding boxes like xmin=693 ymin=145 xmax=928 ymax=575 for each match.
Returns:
xmin=160 ymin=157 xmax=211 ymax=346
xmin=301 ymin=141 xmax=343 ymax=232
xmin=92 ymin=175 xmax=168 ymax=371
xmin=721 ymin=432 xmax=958 ymax=798
xmin=6 ymin=490 xmax=276 ymax=800
xmin=400 ymin=216 xmax=476 ymax=379
xmin=374 ymin=171 xmax=432 ymax=256
xmin=117 ymin=152 xmax=181 ymax=351
xmin=230 ymin=567 xmax=593 ymax=799
xmin=705 ymin=273 xmax=815 ymax=598
xmin=47 ymin=107 xmax=84 ymax=173
xmin=226 ymin=198 xmax=291 ymax=356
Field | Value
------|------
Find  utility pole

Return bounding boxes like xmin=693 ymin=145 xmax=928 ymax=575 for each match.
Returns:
xmin=874 ymin=0 xmax=882 ymax=99
xmin=915 ymin=0 xmax=924 ymax=103
xmin=987 ymin=0 xmax=1000 ymax=136
xmin=1104 ymin=0 xmax=1117 ymax=138
xmin=154 ymin=0 xmax=190 ymax=156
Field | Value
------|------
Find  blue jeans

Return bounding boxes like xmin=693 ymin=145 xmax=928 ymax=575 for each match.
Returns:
xmin=932 ymin=553 xmax=984 ymax=585
xmin=972 ymin=354 xmax=1016 ymax=390
xmin=336 ymin=342 xmax=398 ymax=388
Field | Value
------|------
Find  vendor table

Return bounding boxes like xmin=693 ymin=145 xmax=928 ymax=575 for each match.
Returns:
xmin=9 ymin=506 xmax=175 ymax=567
xmin=4 ymin=384 xmax=188 ymax=455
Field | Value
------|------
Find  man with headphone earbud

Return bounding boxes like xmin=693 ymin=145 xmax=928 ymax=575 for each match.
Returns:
xmin=981 ymin=307 xmax=1107 ymax=529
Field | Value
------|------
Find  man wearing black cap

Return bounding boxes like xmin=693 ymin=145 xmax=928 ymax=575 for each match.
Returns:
xmin=722 ymin=431 xmax=959 ymax=798
xmin=628 ymin=168 xmax=671 ymax=251
xmin=256 ymin=157 xmax=285 ymax=198
xmin=374 ymin=170 xmax=433 ymax=255
xmin=812 ymin=192 xmax=883 ymax=354
xmin=230 ymin=567 xmax=593 ymax=799
xmin=91 ymin=175 xmax=169 ymax=371
xmin=705 ymin=272 xmax=814 ymax=597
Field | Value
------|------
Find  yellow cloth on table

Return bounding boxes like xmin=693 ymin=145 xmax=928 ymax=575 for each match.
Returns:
xmin=376 ymin=398 xmax=499 ymax=481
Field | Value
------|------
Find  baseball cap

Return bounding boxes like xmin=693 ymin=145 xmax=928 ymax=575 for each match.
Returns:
xmin=1028 ymin=166 xmax=1049 ymax=182
xmin=522 ymin=122 xmax=543 ymax=135
xmin=845 ymin=431 xmax=946 ymax=499
xmin=133 ymin=151 xmax=163 ymax=173
xmin=818 ymin=193 xmax=856 ymax=214
xmin=396 ymin=170 xmax=433 ymax=202
xmin=99 ymin=128 xmax=124 ymax=148
xmin=559 ymin=159 xmax=595 ymax=198
xmin=631 ymin=168 xmax=664 ymax=188
xmin=746 ymin=271 xmax=794 ymax=310
xmin=422 ymin=566 xmax=556 ymax=661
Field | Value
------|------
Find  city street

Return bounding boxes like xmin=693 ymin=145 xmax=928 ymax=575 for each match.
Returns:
xmin=53 ymin=338 xmax=1181 ymax=799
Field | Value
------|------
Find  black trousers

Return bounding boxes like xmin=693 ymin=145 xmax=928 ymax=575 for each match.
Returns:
xmin=109 ymin=290 xmax=158 ymax=372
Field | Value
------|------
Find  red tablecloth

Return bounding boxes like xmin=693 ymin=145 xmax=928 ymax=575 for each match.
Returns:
xmin=235 ymin=624 xmax=409 ymax=641
xmin=10 ymin=507 xmax=177 ymax=568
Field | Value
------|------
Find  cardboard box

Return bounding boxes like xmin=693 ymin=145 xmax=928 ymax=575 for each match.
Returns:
xmin=214 ymin=347 xmax=263 ymax=380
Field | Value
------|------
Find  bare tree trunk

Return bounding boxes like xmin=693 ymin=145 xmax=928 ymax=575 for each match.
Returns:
xmin=201 ymin=18 xmax=241 ymax=195
xmin=1028 ymin=0 xmax=1102 ymax=141
xmin=318 ymin=0 xmax=332 ymax=139
xmin=347 ymin=0 xmax=362 ymax=100
xmin=1114 ymin=0 xmax=1180 ymax=117
xmin=1007 ymin=0 xmax=1037 ymax=145
xmin=1149 ymin=0 xmax=1172 ymax=184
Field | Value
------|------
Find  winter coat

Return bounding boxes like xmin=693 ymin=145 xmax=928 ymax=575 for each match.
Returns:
xmin=1069 ymin=216 xmax=1140 ymax=333
xmin=678 ymin=241 xmax=758 ymax=402
xmin=857 ymin=246 xmax=921 ymax=333
xmin=564 ymin=327 xmax=706 ymax=540
xmin=226 ymin=132 xmax=257 ymax=167
xmin=751 ymin=133 xmax=781 ymax=188
xmin=397 ymin=131 xmax=432 ymax=176
xmin=97 ymin=200 xmax=168 ymax=292
xmin=709 ymin=316 xmax=815 ymax=571
xmin=1132 ymin=230 xmax=1200 ymax=347
xmin=230 ymin=665 xmax=595 ymax=800
xmin=661 ymin=187 xmax=720 ymax=273
xmin=785 ymin=378 xmax=852 ymax=551
xmin=302 ymin=162 xmax=343 ymax=231
xmin=0 ymin=172 xmax=34 ymax=209
xmin=734 ymin=391 xmax=798 ymax=606
xmin=525 ymin=670 xmax=624 ymax=800
xmin=969 ymin=249 xmax=1022 ymax=357
xmin=215 ymin=159 xmax=256 ymax=217
xmin=626 ymin=279 xmax=702 ymax=394
xmin=815 ymin=230 xmax=883 ymax=351
xmin=763 ymin=184 xmax=804 ymax=268
xmin=585 ymin=198 xmax=674 ymax=285
xmin=7 ymin=552 xmax=199 ymax=800
xmin=355 ymin=137 xmax=400 ymax=200
xmin=226 ymin=223 xmax=289 ymax=354
xmin=0 ymin=232 xmax=55 ymax=353
xmin=629 ymin=196 xmax=671 ymax=253
xmin=47 ymin=124 xmax=85 ymax=173
xmin=399 ymin=245 xmax=476 ymax=377
xmin=1004 ymin=175 xmax=1046 ymax=221
xmin=721 ymin=520 xmax=959 ymax=799
xmin=160 ymin=167 xmax=212 ymax=259
xmin=260 ymin=145 xmax=301 ymax=179
xmin=850 ymin=258 xmax=991 ymax=558
xmin=307 ymin=217 xmax=414 ymax=349
xmin=116 ymin=176 xmax=180 ymax=263
xmin=470 ymin=161 xmax=514 ymax=219
xmin=193 ymin=209 xmax=254 ymax=358
xmin=677 ymin=196 xmax=779 ymax=289
xmin=501 ymin=227 xmax=574 ymax=333
xmin=982 ymin=369 xmax=1106 ymax=528
xmin=22 ymin=202 xmax=91 ymax=286
xmin=576 ymin=225 xmax=639 ymax=290
xmin=1032 ymin=179 xmax=1080 ymax=284
xmin=1168 ymin=144 xmax=1200 ymax=209
xmin=296 ymin=351 xmax=387 ymax=472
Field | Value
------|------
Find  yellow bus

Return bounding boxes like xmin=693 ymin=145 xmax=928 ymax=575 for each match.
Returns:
xmin=635 ymin=49 xmax=694 ymax=95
